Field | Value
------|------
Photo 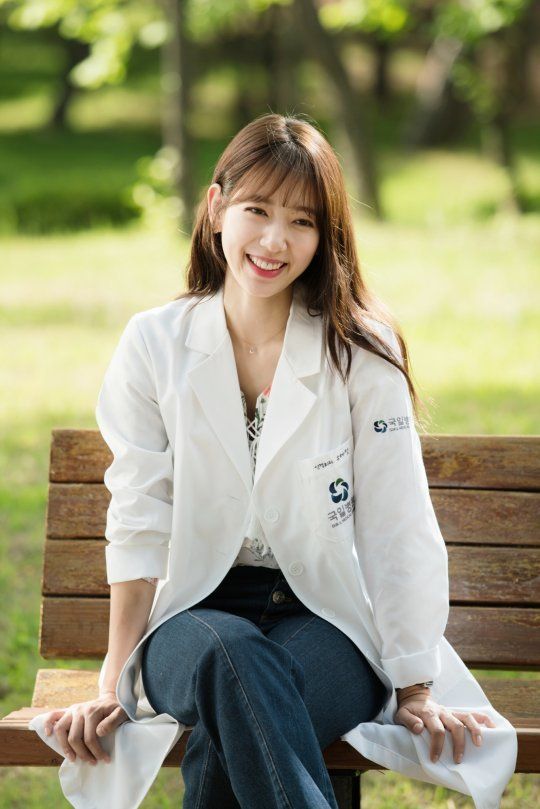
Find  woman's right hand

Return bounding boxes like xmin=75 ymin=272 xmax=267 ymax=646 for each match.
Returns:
xmin=43 ymin=691 xmax=128 ymax=765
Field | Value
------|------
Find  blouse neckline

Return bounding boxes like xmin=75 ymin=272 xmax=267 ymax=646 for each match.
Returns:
xmin=239 ymin=384 xmax=271 ymax=434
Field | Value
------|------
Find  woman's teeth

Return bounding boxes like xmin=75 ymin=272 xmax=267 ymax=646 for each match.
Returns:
xmin=247 ymin=254 xmax=285 ymax=271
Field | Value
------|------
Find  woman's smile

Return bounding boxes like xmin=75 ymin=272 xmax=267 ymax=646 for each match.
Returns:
xmin=246 ymin=253 xmax=287 ymax=278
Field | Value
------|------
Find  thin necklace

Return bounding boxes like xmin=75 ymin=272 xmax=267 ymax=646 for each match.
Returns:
xmin=227 ymin=320 xmax=287 ymax=355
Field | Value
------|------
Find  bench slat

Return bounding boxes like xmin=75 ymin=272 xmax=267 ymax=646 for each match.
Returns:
xmin=2 ymin=712 xmax=536 ymax=770
xmin=42 ymin=540 xmax=540 ymax=606
xmin=448 ymin=547 xmax=540 ymax=605
xmin=32 ymin=669 xmax=100 ymax=708
xmin=49 ymin=430 xmax=540 ymax=491
xmin=39 ymin=599 xmax=540 ymax=666
xmin=28 ymin=669 xmax=538 ymax=723
xmin=50 ymin=429 xmax=108 ymax=484
xmin=421 ymin=435 xmax=540 ymax=491
xmin=46 ymin=484 xmax=109 ymax=539
xmin=46 ymin=484 xmax=540 ymax=546
xmin=0 ymin=710 xmax=382 ymax=769
xmin=43 ymin=540 xmax=106 ymax=595
xmin=431 ymin=489 xmax=540 ymax=546
xmin=446 ymin=606 xmax=540 ymax=668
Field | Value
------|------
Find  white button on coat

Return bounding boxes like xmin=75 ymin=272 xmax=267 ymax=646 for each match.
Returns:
xmin=29 ymin=283 xmax=517 ymax=809
xmin=288 ymin=561 xmax=304 ymax=576
xmin=264 ymin=507 xmax=279 ymax=522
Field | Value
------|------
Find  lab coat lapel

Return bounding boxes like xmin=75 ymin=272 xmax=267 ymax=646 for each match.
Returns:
xmin=185 ymin=283 xmax=323 ymax=496
xmin=253 ymin=285 xmax=322 ymax=487
xmin=186 ymin=286 xmax=253 ymax=495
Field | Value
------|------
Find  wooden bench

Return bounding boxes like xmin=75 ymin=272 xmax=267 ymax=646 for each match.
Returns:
xmin=1 ymin=428 xmax=539 ymax=807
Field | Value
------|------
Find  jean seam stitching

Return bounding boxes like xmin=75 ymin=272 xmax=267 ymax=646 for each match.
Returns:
xmin=281 ymin=615 xmax=318 ymax=647
xmin=194 ymin=734 xmax=213 ymax=809
xmin=187 ymin=610 xmax=294 ymax=809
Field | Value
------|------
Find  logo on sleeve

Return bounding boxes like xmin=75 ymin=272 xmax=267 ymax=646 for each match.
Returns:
xmin=373 ymin=416 xmax=411 ymax=433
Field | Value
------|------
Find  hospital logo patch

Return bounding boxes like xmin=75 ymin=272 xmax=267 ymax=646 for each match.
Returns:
xmin=373 ymin=416 xmax=411 ymax=433
xmin=329 ymin=477 xmax=349 ymax=503
xmin=326 ymin=480 xmax=355 ymax=528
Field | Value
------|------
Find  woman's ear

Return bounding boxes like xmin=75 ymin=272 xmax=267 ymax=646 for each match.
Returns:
xmin=207 ymin=183 xmax=223 ymax=234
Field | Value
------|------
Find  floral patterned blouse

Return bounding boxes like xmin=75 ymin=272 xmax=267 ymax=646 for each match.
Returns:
xmin=141 ymin=383 xmax=279 ymax=586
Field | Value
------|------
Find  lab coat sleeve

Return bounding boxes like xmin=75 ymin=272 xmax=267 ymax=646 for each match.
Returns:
xmin=95 ymin=315 xmax=173 ymax=585
xmin=349 ymin=327 xmax=449 ymax=689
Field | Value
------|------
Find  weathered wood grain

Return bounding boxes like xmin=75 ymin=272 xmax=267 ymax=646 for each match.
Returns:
xmin=42 ymin=540 xmax=540 ymax=605
xmin=46 ymin=483 xmax=540 ymax=546
xmin=49 ymin=429 xmax=540 ymax=491
xmin=38 ymin=599 xmax=540 ymax=666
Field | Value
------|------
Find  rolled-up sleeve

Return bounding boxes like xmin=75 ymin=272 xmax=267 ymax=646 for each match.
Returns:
xmin=349 ymin=327 xmax=449 ymax=689
xmin=95 ymin=315 xmax=173 ymax=585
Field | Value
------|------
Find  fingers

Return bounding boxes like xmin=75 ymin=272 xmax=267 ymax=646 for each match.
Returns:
xmin=47 ymin=702 xmax=118 ymax=765
xmin=51 ymin=711 xmax=77 ymax=763
xmin=439 ymin=711 xmax=466 ymax=764
xmin=396 ymin=705 xmax=446 ymax=762
xmin=44 ymin=709 xmax=66 ymax=736
xmin=454 ymin=710 xmax=485 ymax=748
xmin=96 ymin=706 xmax=126 ymax=739
xmin=396 ymin=705 xmax=495 ymax=764
xmin=420 ymin=707 xmax=447 ymax=763
xmin=84 ymin=710 xmax=113 ymax=765
xmin=68 ymin=713 xmax=98 ymax=764
xmin=472 ymin=711 xmax=497 ymax=728
xmin=72 ymin=708 xmax=112 ymax=765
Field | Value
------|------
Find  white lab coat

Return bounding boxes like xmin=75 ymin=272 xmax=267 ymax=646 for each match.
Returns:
xmin=30 ymin=282 xmax=517 ymax=809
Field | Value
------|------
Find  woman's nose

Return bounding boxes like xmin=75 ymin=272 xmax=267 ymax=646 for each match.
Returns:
xmin=260 ymin=225 xmax=287 ymax=253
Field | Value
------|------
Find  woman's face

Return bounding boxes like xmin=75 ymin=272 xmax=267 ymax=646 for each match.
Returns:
xmin=208 ymin=182 xmax=320 ymax=299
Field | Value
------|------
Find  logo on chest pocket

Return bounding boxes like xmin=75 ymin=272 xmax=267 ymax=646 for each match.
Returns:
xmin=299 ymin=438 xmax=356 ymax=543
xmin=329 ymin=477 xmax=349 ymax=503
xmin=325 ymin=476 xmax=355 ymax=534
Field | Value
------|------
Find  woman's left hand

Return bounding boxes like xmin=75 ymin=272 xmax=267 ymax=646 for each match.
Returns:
xmin=394 ymin=691 xmax=497 ymax=764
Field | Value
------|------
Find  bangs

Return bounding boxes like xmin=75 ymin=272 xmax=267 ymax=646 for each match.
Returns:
xmin=229 ymin=156 xmax=322 ymax=223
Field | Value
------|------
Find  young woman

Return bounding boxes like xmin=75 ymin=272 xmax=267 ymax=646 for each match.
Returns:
xmin=33 ymin=113 xmax=516 ymax=809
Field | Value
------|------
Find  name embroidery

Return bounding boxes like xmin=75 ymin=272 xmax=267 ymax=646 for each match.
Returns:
xmin=311 ymin=444 xmax=351 ymax=473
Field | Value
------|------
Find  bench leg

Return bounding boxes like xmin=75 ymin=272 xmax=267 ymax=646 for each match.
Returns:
xmin=329 ymin=771 xmax=362 ymax=808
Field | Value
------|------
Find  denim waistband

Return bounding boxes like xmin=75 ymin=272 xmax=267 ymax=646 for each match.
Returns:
xmin=225 ymin=565 xmax=283 ymax=581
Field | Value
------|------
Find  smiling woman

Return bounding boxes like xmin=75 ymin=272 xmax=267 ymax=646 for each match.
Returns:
xmin=31 ymin=112 xmax=517 ymax=809
xmin=207 ymin=180 xmax=322 ymax=298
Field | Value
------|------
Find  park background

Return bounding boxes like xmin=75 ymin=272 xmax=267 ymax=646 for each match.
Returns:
xmin=1 ymin=0 xmax=539 ymax=805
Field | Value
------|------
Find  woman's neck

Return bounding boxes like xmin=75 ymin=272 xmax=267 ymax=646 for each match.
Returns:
xmin=222 ymin=277 xmax=293 ymax=346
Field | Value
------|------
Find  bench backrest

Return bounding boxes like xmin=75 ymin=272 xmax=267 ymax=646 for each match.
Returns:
xmin=41 ymin=429 xmax=540 ymax=672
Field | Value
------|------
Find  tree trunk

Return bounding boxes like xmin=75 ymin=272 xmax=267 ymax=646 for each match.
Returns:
xmin=403 ymin=35 xmax=471 ymax=149
xmin=292 ymin=0 xmax=381 ymax=219
xmin=160 ymin=0 xmax=197 ymax=235
xmin=264 ymin=3 xmax=302 ymax=117
xmin=373 ymin=36 xmax=391 ymax=104
xmin=48 ymin=36 xmax=90 ymax=130
xmin=479 ymin=4 xmax=537 ymax=215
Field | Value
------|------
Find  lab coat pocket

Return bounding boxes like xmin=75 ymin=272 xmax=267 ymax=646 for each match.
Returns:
xmin=298 ymin=436 xmax=356 ymax=544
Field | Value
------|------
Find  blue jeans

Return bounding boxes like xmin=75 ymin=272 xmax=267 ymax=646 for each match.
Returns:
xmin=141 ymin=564 xmax=387 ymax=809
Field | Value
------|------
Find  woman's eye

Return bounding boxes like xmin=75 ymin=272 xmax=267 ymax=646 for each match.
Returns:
xmin=245 ymin=208 xmax=313 ymax=227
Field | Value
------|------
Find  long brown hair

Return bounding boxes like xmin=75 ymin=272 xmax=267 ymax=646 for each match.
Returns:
xmin=172 ymin=112 xmax=432 ymax=431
